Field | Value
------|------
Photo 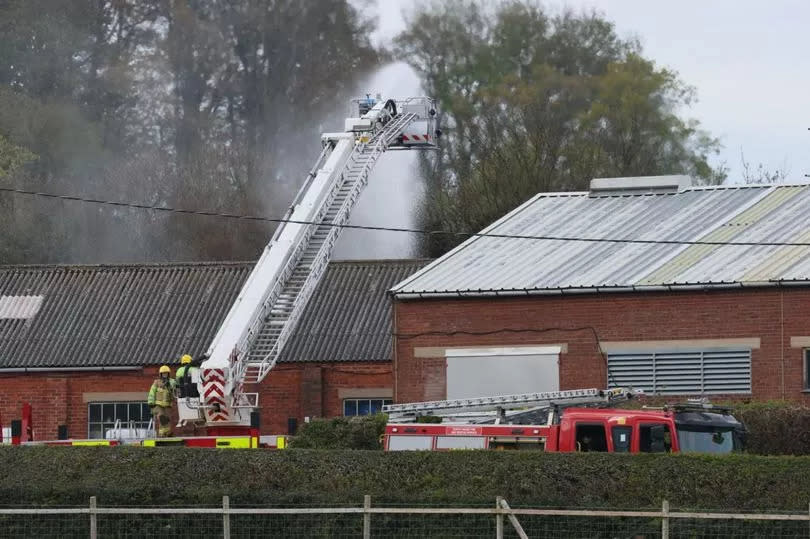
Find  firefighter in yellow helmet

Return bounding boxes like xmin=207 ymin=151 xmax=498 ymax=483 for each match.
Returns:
xmin=175 ymin=354 xmax=201 ymax=399
xmin=147 ymin=365 xmax=177 ymax=437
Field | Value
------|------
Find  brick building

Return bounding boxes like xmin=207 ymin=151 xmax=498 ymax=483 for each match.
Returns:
xmin=0 ymin=259 xmax=426 ymax=440
xmin=390 ymin=178 xmax=810 ymax=404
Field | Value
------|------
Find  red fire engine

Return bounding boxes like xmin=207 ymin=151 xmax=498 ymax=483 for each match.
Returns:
xmin=382 ymin=388 xmax=745 ymax=454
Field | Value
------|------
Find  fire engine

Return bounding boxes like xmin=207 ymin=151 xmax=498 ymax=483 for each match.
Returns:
xmin=382 ymin=388 xmax=746 ymax=454
xmin=1 ymin=95 xmax=439 ymax=448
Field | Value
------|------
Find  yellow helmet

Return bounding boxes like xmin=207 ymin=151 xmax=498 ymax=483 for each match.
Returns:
xmin=159 ymin=365 xmax=171 ymax=374
xmin=181 ymin=354 xmax=192 ymax=364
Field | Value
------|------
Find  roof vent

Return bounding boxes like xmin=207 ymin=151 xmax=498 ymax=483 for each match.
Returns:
xmin=589 ymin=175 xmax=692 ymax=196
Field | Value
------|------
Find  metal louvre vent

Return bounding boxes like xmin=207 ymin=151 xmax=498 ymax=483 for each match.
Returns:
xmin=607 ymin=349 xmax=751 ymax=395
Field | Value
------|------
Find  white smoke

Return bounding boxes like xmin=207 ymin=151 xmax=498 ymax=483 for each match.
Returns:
xmin=333 ymin=62 xmax=425 ymax=260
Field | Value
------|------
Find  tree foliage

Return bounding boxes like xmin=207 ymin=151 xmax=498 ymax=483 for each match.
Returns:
xmin=0 ymin=0 xmax=378 ymax=263
xmin=397 ymin=1 xmax=726 ymax=257
xmin=0 ymin=134 xmax=35 ymax=178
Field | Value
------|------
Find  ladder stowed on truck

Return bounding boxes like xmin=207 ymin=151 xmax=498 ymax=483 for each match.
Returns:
xmin=382 ymin=388 xmax=747 ymax=454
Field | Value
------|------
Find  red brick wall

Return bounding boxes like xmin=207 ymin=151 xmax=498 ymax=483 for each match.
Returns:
xmin=393 ymin=288 xmax=810 ymax=403
xmin=250 ymin=362 xmax=393 ymax=433
xmin=0 ymin=362 xmax=392 ymax=440
xmin=0 ymin=367 xmax=161 ymax=441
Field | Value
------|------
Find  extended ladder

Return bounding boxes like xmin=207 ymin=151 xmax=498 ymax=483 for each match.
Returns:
xmin=200 ymin=95 xmax=438 ymax=426
xmin=241 ymin=113 xmax=417 ymax=384
xmin=383 ymin=387 xmax=642 ymax=419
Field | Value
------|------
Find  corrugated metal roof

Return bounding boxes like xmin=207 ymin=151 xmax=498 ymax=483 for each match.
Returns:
xmin=391 ymin=184 xmax=810 ymax=297
xmin=278 ymin=260 xmax=430 ymax=362
xmin=0 ymin=263 xmax=253 ymax=368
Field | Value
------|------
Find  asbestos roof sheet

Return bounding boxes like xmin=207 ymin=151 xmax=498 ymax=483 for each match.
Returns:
xmin=277 ymin=259 xmax=430 ymax=363
xmin=0 ymin=259 xmax=427 ymax=369
xmin=391 ymin=184 xmax=810 ymax=297
xmin=0 ymin=262 xmax=253 ymax=368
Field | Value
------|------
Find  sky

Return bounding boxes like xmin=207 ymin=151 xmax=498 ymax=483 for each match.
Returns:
xmin=371 ymin=0 xmax=810 ymax=183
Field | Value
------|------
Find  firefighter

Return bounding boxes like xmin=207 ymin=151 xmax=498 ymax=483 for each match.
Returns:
xmin=147 ymin=365 xmax=176 ymax=437
xmin=175 ymin=354 xmax=201 ymax=399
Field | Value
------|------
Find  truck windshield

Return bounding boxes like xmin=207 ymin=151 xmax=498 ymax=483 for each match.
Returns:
xmin=677 ymin=428 xmax=735 ymax=454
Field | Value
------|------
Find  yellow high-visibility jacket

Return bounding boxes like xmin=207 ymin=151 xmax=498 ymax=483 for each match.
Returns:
xmin=147 ymin=378 xmax=177 ymax=408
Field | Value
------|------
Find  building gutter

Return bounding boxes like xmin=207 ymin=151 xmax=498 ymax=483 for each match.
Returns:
xmin=393 ymin=279 xmax=810 ymax=300
xmin=0 ymin=366 xmax=143 ymax=373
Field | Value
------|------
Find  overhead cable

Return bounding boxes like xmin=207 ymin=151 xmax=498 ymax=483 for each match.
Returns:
xmin=2 ymin=185 xmax=809 ymax=248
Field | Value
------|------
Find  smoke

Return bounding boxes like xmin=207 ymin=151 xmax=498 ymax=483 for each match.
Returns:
xmin=333 ymin=62 xmax=425 ymax=260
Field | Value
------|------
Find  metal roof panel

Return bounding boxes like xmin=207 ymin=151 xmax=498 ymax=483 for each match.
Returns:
xmin=392 ymin=184 xmax=810 ymax=296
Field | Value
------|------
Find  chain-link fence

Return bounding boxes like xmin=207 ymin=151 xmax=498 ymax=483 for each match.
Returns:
xmin=2 ymin=496 xmax=810 ymax=538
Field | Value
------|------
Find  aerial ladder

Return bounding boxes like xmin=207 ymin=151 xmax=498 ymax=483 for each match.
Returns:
xmin=184 ymin=95 xmax=440 ymax=429
xmin=382 ymin=388 xmax=643 ymax=425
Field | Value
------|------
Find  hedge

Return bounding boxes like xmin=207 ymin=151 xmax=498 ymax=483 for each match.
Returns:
xmin=289 ymin=414 xmax=387 ymax=449
xmin=3 ymin=447 xmax=810 ymax=511
xmin=732 ymin=401 xmax=810 ymax=455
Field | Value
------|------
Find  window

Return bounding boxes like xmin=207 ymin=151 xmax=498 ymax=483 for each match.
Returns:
xmin=611 ymin=426 xmax=632 ymax=453
xmin=387 ymin=435 xmax=433 ymax=451
xmin=88 ymin=401 xmax=151 ymax=439
xmin=639 ymin=424 xmax=672 ymax=453
xmin=607 ymin=349 xmax=751 ymax=395
xmin=575 ymin=424 xmax=608 ymax=452
xmin=343 ymin=398 xmax=392 ymax=417
xmin=436 ymin=436 xmax=487 ymax=450
xmin=445 ymin=346 xmax=560 ymax=399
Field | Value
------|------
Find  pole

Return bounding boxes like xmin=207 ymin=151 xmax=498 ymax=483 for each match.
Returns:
xmin=498 ymin=498 xmax=528 ymax=539
xmin=223 ymin=495 xmax=230 ymax=539
xmin=661 ymin=499 xmax=669 ymax=539
xmin=363 ymin=495 xmax=371 ymax=539
xmin=495 ymin=497 xmax=504 ymax=539
xmin=89 ymin=496 xmax=97 ymax=539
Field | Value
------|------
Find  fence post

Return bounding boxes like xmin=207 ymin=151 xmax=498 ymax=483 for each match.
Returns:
xmin=363 ymin=495 xmax=371 ymax=539
xmin=89 ymin=496 xmax=97 ymax=539
xmin=495 ymin=497 xmax=504 ymax=539
xmin=499 ymin=498 xmax=528 ymax=539
xmin=661 ymin=499 xmax=669 ymax=539
xmin=223 ymin=495 xmax=230 ymax=539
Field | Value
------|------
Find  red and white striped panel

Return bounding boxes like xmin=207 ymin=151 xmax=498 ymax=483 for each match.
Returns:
xmin=400 ymin=134 xmax=431 ymax=142
xmin=202 ymin=367 xmax=229 ymax=422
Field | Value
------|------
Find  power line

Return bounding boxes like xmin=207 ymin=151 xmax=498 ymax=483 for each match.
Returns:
xmin=2 ymin=184 xmax=810 ymax=248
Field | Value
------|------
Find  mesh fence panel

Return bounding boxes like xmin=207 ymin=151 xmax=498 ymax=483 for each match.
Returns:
xmin=669 ymin=517 xmax=810 ymax=538
xmin=231 ymin=513 xmax=364 ymax=538
xmin=371 ymin=512 xmax=493 ymax=538
xmin=510 ymin=514 xmax=663 ymax=538
xmin=0 ymin=513 xmax=88 ymax=538
xmin=97 ymin=513 xmax=222 ymax=538
xmin=2 ymin=504 xmax=810 ymax=538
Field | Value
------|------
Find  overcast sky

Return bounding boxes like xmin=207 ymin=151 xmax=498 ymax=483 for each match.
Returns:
xmin=371 ymin=0 xmax=810 ymax=183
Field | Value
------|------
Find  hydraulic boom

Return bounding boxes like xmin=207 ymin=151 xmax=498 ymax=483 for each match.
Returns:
xmin=191 ymin=96 xmax=439 ymax=427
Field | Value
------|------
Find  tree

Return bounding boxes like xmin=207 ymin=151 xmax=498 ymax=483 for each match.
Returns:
xmin=397 ymin=1 xmax=726 ymax=257
xmin=0 ymin=0 xmax=380 ymax=263
xmin=739 ymin=150 xmax=790 ymax=184
xmin=0 ymin=134 xmax=35 ymax=178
